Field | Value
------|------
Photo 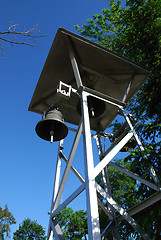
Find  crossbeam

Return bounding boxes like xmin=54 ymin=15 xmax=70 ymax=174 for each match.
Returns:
xmin=121 ymin=109 xmax=160 ymax=186
xmin=51 ymin=183 xmax=86 ymax=217
xmin=60 ymin=152 xmax=113 ymax=221
xmin=93 ymin=131 xmax=133 ymax=178
xmin=102 ymin=191 xmax=161 ymax=238
xmin=116 ymin=191 xmax=161 ymax=222
xmin=109 ymin=162 xmax=159 ymax=191
xmin=95 ymin=182 xmax=151 ymax=240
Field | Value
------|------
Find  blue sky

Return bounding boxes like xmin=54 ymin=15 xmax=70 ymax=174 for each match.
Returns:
xmin=0 ymin=0 xmax=128 ymax=238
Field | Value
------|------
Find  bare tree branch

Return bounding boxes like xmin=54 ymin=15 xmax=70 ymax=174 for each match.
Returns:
xmin=0 ymin=43 xmax=5 ymax=57
xmin=0 ymin=36 xmax=36 ymax=46
xmin=0 ymin=23 xmax=46 ymax=57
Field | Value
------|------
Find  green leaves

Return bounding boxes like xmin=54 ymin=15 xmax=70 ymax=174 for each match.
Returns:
xmin=0 ymin=205 xmax=16 ymax=238
xmin=75 ymin=0 xmax=161 ymax=238
xmin=55 ymin=207 xmax=87 ymax=239
xmin=13 ymin=218 xmax=46 ymax=240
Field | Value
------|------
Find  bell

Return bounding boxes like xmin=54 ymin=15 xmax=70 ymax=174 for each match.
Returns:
xmin=35 ymin=107 xmax=68 ymax=143
xmin=77 ymin=96 xmax=106 ymax=118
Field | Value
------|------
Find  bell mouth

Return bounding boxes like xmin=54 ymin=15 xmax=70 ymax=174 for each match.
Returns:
xmin=35 ymin=107 xmax=68 ymax=142
xmin=76 ymin=96 xmax=106 ymax=119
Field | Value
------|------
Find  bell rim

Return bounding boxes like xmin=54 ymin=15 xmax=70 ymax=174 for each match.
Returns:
xmin=35 ymin=118 xmax=68 ymax=142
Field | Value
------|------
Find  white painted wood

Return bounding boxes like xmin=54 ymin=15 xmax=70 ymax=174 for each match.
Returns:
xmin=51 ymin=219 xmax=66 ymax=240
xmin=122 ymin=75 xmax=134 ymax=103
xmin=53 ymin=121 xmax=83 ymax=211
xmin=52 ymin=183 xmax=86 ymax=217
xmin=116 ymin=191 xmax=161 ymax=222
xmin=47 ymin=141 xmax=64 ymax=240
xmin=48 ymin=228 xmax=54 ymax=240
xmin=60 ymin=152 xmax=85 ymax=183
xmin=65 ymin=36 xmax=83 ymax=89
xmin=109 ymin=162 xmax=159 ymax=191
xmin=84 ymin=86 xmax=125 ymax=108
xmin=95 ymin=182 xmax=151 ymax=240
xmin=122 ymin=109 xmax=160 ymax=186
xmin=93 ymin=131 xmax=133 ymax=178
xmin=81 ymin=91 xmax=101 ymax=240
xmin=95 ymin=134 xmax=120 ymax=240
xmin=97 ymin=199 xmax=113 ymax=220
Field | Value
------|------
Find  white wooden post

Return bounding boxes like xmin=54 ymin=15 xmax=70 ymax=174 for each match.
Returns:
xmin=81 ymin=91 xmax=101 ymax=240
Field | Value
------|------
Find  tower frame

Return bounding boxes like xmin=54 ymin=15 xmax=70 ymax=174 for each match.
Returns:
xmin=28 ymin=28 xmax=161 ymax=240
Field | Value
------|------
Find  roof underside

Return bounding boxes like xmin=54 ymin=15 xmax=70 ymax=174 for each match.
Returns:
xmin=29 ymin=28 xmax=149 ymax=131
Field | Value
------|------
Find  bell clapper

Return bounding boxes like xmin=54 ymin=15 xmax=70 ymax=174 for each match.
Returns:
xmin=50 ymin=130 xmax=54 ymax=143
xmin=91 ymin=107 xmax=95 ymax=118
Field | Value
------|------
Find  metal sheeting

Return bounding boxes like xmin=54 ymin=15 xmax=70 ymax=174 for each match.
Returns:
xmin=28 ymin=28 xmax=149 ymax=131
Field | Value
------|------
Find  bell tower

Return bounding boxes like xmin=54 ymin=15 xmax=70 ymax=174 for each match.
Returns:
xmin=29 ymin=28 xmax=161 ymax=240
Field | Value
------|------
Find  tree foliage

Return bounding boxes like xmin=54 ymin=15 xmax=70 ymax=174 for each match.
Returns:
xmin=55 ymin=207 xmax=87 ymax=239
xmin=75 ymin=0 xmax=161 ymax=122
xmin=97 ymin=158 xmax=140 ymax=239
xmin=0 ymin=205 xmax=16 ymax=238
xmin=75 ymin=0 xmax=161 ymax=239
xmin=13 ymin=218 xmax=46 ymax=240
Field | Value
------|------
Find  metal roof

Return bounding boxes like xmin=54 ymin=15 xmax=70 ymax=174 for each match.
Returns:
xmin=29 ymin=28 xmax=149 ymax=131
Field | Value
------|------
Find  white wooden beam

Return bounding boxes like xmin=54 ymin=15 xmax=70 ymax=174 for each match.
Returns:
xmin=93 ymin=131 xmax=133 ymax=178
xmin=109 ymin=162 xmax=159 ymax=191
xmin=81 ymin=91 xmax=101 ymax=240
xmin=50 ymin=219 xmax=66 ymax=240
xmin=53 ymin=121 xmax=82 ymax=211
xmin=95 ymin=182 xmax=151 ymax=240
xmin=51 ymin=183 xmax=86 ymax=218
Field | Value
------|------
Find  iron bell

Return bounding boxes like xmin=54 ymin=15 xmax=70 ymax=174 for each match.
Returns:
xmin=77 ymin=96 xmax=106 ymax=119
xmin=35 ymin=107 xmax=68 ymax=143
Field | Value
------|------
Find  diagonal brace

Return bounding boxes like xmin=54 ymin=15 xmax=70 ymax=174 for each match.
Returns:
xmin=52 ymin=121 xmax=83 ymax=211
xmin=95 ymin=182 xmax=151 ymax=240
xmin=51 ymin=183 xmax=86 ymax=218
xmin=60 ymin=152 xmax=113 ymax=220
xmin=93 ymin=131 xmax=133 ymax=178
xmin=121 ymin=108 xmax=160 ymax=186
xmin=109 ymin=162 xmax=159 ymax=191
xmin=50 ymin=219 xmax=66 ymax=240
